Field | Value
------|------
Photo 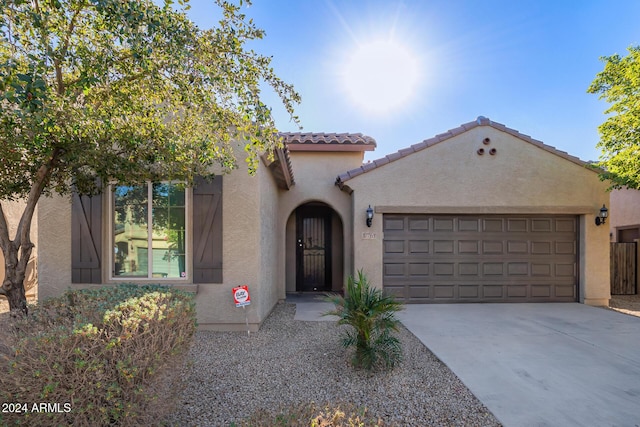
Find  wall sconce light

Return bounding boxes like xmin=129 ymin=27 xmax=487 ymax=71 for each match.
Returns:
xmin=366 ymin=205 xmax=374 ymax=227
xmin=595 ymin=204 xmax=608 ymax=226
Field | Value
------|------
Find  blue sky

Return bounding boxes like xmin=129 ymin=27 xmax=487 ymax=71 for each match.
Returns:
xmin=186 ymin=0 xmax=640 ymax=163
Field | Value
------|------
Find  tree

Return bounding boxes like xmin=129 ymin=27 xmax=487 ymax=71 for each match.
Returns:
xmin=0 ymin=0 xmax=300 ymax=314
xmin=588 ymin=46 xmax=640 ymax=189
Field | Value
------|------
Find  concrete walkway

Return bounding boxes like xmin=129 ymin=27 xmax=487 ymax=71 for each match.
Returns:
xmin=398 ymin=303 xmax=640 ymax=427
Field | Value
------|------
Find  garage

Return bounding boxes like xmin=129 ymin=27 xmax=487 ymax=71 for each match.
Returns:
xmin=383 ymin=214 xmax=578 ymax=303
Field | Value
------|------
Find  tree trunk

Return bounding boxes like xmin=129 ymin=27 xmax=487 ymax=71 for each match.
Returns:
xmin=2 ymin=244 xmax=29 ymax=316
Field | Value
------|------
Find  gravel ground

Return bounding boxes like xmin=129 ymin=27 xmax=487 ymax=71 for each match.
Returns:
xmin=165 ymin=302 xmax=500 ymax=427
xmin=3 ymin=295 xmax=639 ymax=426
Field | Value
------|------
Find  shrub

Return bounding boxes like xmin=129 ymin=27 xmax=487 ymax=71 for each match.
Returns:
xmin=324 ymin=270 xmax=403 ymax=371
xmin=0 ymin=284 xmax=196 ymax=426
xmin=237 ymin=401 xmax=383 ymax=426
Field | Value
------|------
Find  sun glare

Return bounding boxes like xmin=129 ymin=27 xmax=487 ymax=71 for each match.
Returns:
xmin=341 ymin=39 xmax=422 ymax=116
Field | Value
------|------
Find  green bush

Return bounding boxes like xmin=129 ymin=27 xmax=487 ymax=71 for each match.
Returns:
xmin=324 ymin=270 xmax=403 ymax=371
xmin=0 ymin=284 xmax=196 ymax=426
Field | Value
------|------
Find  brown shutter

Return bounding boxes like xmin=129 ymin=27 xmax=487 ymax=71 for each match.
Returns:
xmin=192 ymin=176 xmax=223 ymax=283
xmin=71 ymin=192 xmax=102 ymax=283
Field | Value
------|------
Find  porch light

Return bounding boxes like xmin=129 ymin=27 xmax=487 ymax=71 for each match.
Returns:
xmin=595 ymin=204 xmax=608 ymax=226
xmin=366 ymin=205 xmax=374 ymax=227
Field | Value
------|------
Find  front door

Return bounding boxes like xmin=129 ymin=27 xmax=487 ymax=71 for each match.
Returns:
xmin=296 ymin=206 xmax=332 ymax=292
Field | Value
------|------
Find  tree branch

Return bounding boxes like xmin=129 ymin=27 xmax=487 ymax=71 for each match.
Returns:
xmin=0 ymin=204 xmax=11 ymax=254
xmin=54 ymin=2 xmax=86 ymax=95
xmin=14 ymin=147 xmax=63 ymax=250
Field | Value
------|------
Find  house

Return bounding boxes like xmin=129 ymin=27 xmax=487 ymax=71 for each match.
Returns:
xmin=37 ymin=117 xmax=611 ymax=330
xmin=610 ymin=188 xmax=640 ymax=243
xmin=609 ymin=187 xmax=640 ymax=294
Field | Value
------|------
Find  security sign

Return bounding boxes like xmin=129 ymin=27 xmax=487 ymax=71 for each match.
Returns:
xmin=233 ymin=285 xmax=251 ymax=307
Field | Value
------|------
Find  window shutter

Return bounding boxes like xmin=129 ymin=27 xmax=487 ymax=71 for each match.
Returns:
xmin=192 ymin=176 xmax=223 ymax=283
xmin=71 ymin=192 xmax=102 ymax=283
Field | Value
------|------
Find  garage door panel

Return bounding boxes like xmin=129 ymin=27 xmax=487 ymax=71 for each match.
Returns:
xmin=531 ymin=285 xmax=552 ymax=298
xmin=507 ymin=240 xmax=528 ymax=253
xmin=383 ymin=214 xmax=577 ymax=303
xmin=384 ymin=217 xmax=405 ymax=230
xmin=506 ymin=286 xmax=527 ymax=298
xmin=459 ymin=285 xmax=479 ymax=298
xmin=507 ymin=219 xmax=528 ymax=232
xmin=409 ymin=240 xmax=430 ymax=253
xmin=459 ymin=218 xmax=480 ymax=231
xmin=483 ymin=218 xmax=504 ymax=232
xmin=507 ymin=262 xmax=529 ymax=276
xmin=434 ymin=240 xmax=454 ymax=253
xmin=434 ymin=218 xmax=454 ymax=231
xmin=408 ymin=263 xmax=429 ymax=276
xmin=532 ymin=219 xmax=553 ymax=231
xmin=532 ymin=263 xmax=552 ymax=276
xmin=483 ymin=241 xmax=504 ymax=254
xmin=384 ymin=263 xmax=405 ymax=276
xmin=409 ymin=285 xmax=430 ymax=299
xmin=483 ymin=263 xmax=504 ymax=275
xmin=459 ymin=240 xmax=479 ymax=253
xmin=555 ymin=285 xmax=576 ymax=297
xmin=433 ymin=285 xmax=455 ymax=299
xmin=532 ymin=241 xmax=552 ymax=254
xmin=555 ymin=241 xmax=575 ymax=254
xmin=481 ymin=285 xmax=504 ymax=298
xmin=556 ymin=263 xmax=575 ymax=276
xmin=384 ymin=240 xmax=405 ymax=253
xmin=459 ymin=263 xmax=479 ymax=275
xmin=408 ymin=217 xmax=429 ymax=230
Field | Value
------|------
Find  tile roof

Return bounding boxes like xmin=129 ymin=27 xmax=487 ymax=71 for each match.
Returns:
xmin=279 ymin=132 xmax=376 ymax=152
xmin=261 ymin=145 xmax=294 ymax=190
xmin=335 ymin=116 xmax=594 ymax=191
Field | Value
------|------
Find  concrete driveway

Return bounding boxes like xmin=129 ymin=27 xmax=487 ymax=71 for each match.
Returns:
xmin=398 ymin=303 xmax=640 ymax=427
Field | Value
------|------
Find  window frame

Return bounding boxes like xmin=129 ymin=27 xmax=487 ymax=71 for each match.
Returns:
xmin=107 ymin=181 xmax=191 ymax=281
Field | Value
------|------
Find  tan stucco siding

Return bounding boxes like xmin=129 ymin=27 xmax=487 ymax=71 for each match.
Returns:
xmin=279 ymin=151 xmax=363 ymax=293
xmin=36 ymin=155 xmax=278 ymax=330
xmin=344 ymin=126 xmax=610 ymax=305
xmin=197 ymin=164 xmax=263 ymax=330
xmin=38 ymin=194 xmax=71 ymax=300
xmin=257 ymin=160 xmax=282 ymax=318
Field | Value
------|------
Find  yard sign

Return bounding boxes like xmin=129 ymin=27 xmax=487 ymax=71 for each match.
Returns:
xmin=233 ymin=285 xmax=251 ymax=307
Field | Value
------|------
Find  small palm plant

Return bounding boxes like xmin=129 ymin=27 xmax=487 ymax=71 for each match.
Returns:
xmin=324 ymin=270 xmax=404 ymax=370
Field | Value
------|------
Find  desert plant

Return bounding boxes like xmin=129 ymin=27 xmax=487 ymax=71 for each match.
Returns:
xmin=0 ymin=284 xmax=196 ymax=426
xmin=324 ymin=270 xmax=403 ymax=370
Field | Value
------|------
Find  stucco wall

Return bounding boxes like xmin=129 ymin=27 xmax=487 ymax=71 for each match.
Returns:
xmin=36 ymin=148 xmax=281 ymax=331
xmin=196 ymin=162 xmax=264 ymax=330
xmin=279 ymin=151 xmax=363 ymax=294
xmin=0 ymin=200 xmax=38 ymax=297
xmin=38 ymin=194 xmax=71 ymax=300
xmin=609 ymin=188 xmax=640 ymax=241
xmin=343 ymin=126 xmax=611 ymax=305
xmin=257 ymin=158 xmax=282 ymax=319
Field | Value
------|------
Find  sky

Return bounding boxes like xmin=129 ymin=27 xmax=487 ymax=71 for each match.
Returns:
xmin=185 ymin=0 xmax=640 ymax=163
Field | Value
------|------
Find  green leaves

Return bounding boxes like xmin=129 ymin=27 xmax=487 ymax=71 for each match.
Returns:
xmin=589 ymin=45 xmax=640 ymax=189
xmin=324 ymin=270 xmax=404 ymax=371
xmin=0 ymin=0 xmax=300 ymax=200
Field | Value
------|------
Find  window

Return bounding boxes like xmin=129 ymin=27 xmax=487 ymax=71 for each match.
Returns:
xmin=112 ymin=182 xmax=187 ymax=279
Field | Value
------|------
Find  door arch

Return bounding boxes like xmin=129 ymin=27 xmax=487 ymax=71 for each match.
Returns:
xmin=286 ymin=202 xmax=344 ymax=293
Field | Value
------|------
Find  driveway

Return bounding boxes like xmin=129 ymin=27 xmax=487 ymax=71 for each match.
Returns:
xmin=398 ymin=303 xmax=640 ymax=427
